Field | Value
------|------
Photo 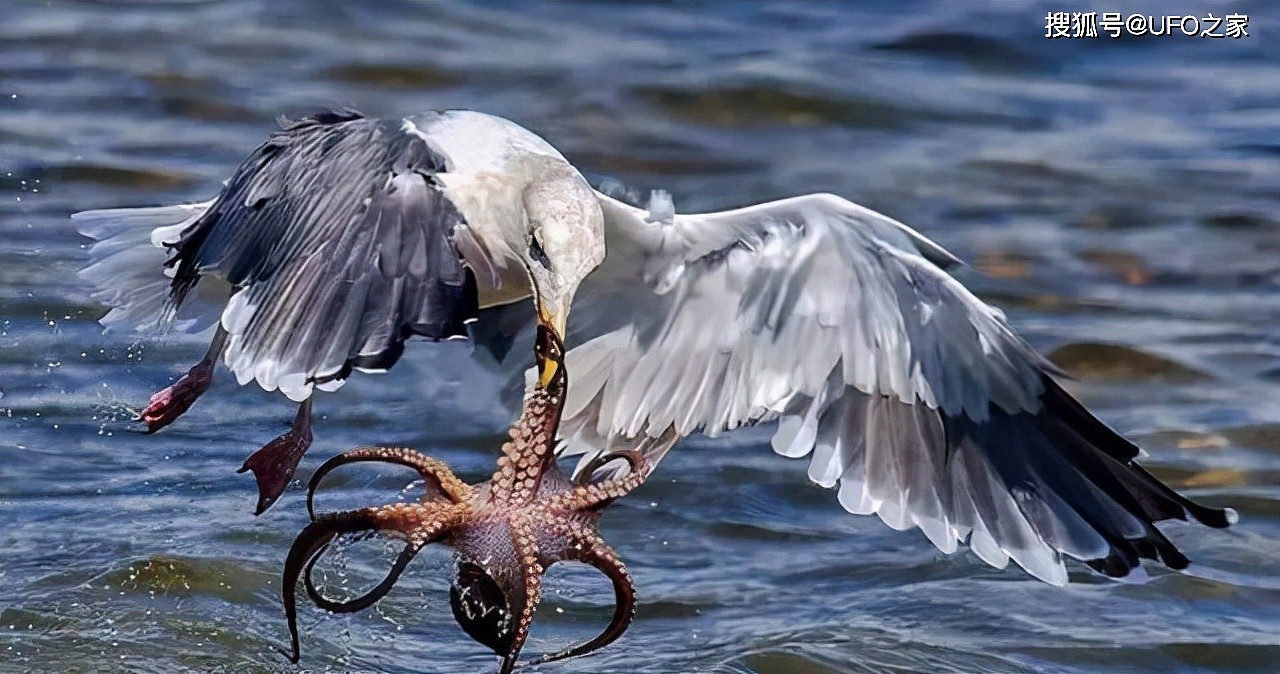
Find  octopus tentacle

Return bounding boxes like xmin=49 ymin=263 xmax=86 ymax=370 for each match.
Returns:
xmin=281 ymin=508 xmax=383 ymax=663
xmin=554 ymin=450 xmax=651 ymax=510
xmin=490 ymin=392 xmax=563 ymax=505
xmin=307 ymin=446 xmax=472 ymax=518
xmin=574 ymin=449 xmax=646 ymax=486
xmin=303 ymin=542 xmax=418 ymax=614
xmin=283 ymin=503 xmax=463 ymax=661
xmin=499 ymin=517 xmax=545 ymax=674
xmin=491 ymin=325 xmax=567 ymax=506
xmin=533 ymin=534 xmax=636 ymax=667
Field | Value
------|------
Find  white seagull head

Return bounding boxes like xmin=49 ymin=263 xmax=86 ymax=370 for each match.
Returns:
xmin=520 ymin=163 xmax=605 ymax=386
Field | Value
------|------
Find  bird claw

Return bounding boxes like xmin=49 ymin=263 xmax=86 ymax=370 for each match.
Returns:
xmin=134 ymin=360 xmax=214 ymax=433
xmin=239 ymin=424 xmax=313 ymax=515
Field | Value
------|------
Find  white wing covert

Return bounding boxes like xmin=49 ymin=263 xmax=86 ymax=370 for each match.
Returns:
xmin=559 ymin=192 xmax=1231 ymax=584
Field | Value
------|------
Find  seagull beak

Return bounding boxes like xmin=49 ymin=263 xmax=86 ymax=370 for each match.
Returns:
xmin=535 ymin=295 xmax=567 ymax=390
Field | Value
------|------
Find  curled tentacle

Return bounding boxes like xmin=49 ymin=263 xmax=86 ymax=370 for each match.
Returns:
xmin=283 ymin=500 xmax=465 ymax=663
xmin=281 ymin=509 xmax=382 ymax=662
xmin=574 ymin=449 xmax=648 ymax=487
xmin=304 ymin=541 xmax=420 ymax=614
xmin=558 ymin=450 xmax=652 ymax=511
xmin=530 ymin=536 xmax=636 ymax=667
xmin=307 ymin=446 xmax=471 ymax=519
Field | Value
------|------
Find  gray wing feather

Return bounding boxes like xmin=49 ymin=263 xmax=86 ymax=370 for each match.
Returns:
xmin=568 ymin=193 xmax=1047 ymax=437
xmin=559 ymin=192 xmax=1232 ymax=583
xmin=169 ymin=111 xmax=478 ymax=400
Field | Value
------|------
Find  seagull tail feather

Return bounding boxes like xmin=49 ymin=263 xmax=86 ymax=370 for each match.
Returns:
xmin=73 ymin=201 xmax=219 ymax=334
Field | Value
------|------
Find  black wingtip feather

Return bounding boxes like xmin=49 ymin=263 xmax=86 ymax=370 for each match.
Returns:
xmin=1040 ymin=375 xmax=1235 ymax=530
xmin=945 ymin=374 xmax=1234 ymax=582
xmin=1029 ymin=375 xmax=1233 ymax=577
xmin=1129 ymin=463 xmax=1235 ymax=529
xmin=1085 ymin=547 xmax=1138 ymax=577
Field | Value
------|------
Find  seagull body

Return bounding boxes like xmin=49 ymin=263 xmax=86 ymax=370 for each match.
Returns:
xmin=77 ymin=108 xmax=1232 ymax=585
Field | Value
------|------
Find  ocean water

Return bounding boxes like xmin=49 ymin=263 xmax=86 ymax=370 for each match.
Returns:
xmin=2 ymin=1 xmax=1280 ymax=672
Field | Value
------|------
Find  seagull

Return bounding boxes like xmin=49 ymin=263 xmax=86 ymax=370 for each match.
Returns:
xmin=76 ymin=108 xmax=1233 ymax=585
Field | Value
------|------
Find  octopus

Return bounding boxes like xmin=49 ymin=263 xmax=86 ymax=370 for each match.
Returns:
xmin=280 ymin=325 xmax=650 ymax=673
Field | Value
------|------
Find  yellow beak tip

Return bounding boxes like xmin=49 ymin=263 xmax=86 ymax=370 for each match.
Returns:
xmin=537 ymin=358 xmax=559 ymax=389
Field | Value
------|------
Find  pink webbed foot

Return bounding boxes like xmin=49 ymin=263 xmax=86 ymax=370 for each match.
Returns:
xmin=135 ymin=360 xmax=213 ymax=433
xmin=239 ymin=398 xmax=314 ymax=515
xmin=135 ymin=326 xmax=228 ymax=433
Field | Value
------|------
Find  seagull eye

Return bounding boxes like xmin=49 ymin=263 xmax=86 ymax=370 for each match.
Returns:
xmin=529 ymin=235 xmax=552 ymax=270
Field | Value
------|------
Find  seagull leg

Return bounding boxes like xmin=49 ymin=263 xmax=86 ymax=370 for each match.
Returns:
xmin=239 ymin=396 xmax=314 ymax=515
xmin=135 ymin=325 xmax=227 ymax=433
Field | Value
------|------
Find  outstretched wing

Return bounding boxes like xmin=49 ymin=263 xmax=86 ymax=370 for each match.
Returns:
xmin=558 ymin=192 xmax=1232 ymax=583
xmin=79 ymin=111 xmax=484 ymax=402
